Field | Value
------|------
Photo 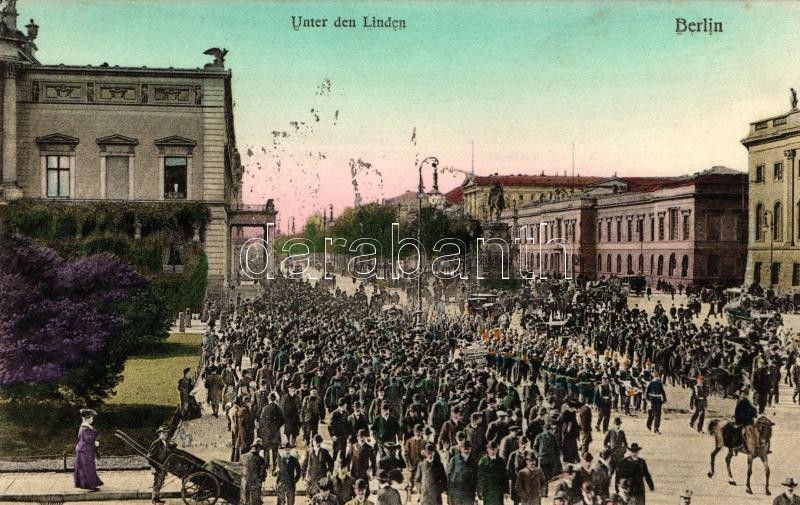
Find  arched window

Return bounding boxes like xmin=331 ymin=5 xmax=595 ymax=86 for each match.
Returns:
xmin=607 ymin=255 xmax=612 ymax=272
xmin=638 ymin=254 xmax=644 ymax=274
xmin=626 ymin=254 xmax=633 ymax=274
xmin=755 ymin=203 xmax=764 ymax=240
xmin=668 ymin=253 xmax=676 ymax=277
xmin=773 ymin=201 xmax=783 ymax=241
xmin=657 ymin=255 xmax=664 ymax=276
xmin=597 ymin=254 xmax=602 ymax=271
xmin=616 ymin=254 xmax=622 ymax=273
xmin=681 ymin=255 xmax=689 ymax=277
xmin=650 ymin=254 xmax=654 ymax=274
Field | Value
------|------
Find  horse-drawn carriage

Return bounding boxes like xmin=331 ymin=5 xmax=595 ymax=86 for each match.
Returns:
xmin=115 ymin=430 xmax=242 ymax=505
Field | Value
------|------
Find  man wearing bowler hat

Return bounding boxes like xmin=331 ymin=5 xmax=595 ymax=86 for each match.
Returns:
xmin=613 ymin=443 xmax=653 ymax=505
xmin=774 ymin=478 xmax=800 ymax=505
xmin=242 ymin=438 xmax=266 ymax=505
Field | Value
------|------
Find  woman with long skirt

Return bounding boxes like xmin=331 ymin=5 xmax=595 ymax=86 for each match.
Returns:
xmin=74 ymin=408 xmax=103 ymax=491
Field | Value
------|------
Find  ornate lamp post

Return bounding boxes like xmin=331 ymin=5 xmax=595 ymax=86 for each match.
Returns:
xmin=414 ymin=156 xmax=439 ymax=336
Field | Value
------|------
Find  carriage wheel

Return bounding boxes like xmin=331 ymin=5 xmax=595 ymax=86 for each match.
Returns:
xmin=182 ymin=472 xmax=220 ymax=505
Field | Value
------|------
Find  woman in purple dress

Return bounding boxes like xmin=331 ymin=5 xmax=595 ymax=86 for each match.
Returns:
xmin=74 ymin=409 xmax=103 ymax=491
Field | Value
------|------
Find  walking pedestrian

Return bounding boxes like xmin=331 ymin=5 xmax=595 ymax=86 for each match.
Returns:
xmin=73 ymin=409 xmax=103 ymax=492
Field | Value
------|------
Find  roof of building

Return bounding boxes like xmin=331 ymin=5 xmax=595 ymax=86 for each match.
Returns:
xmin=467 ymin=174 xmax=608 ymax=188
xmin=443 ymin=186 xmax=463 ymax=204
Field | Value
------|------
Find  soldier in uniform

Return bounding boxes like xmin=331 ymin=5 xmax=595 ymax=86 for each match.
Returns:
xmin=689 ymin=374 xmax=708 ymax=433
xmin=147 ymin=426 xmax=174 ymax=505
xmin=241 ymin=438 xmax=266 ymax=505
xmin=593 ymin=376 xmax=613 ymax=433
xmin=644 ymin=372 xmax=666 ymax=434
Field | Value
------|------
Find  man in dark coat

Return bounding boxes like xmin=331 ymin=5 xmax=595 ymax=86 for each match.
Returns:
xmin=311 ymin=477 xmax=340 ymax=505
xmin=302 ymin=388 xmax=327 ymax=445
xmin=376 ymin=470 xmax=402 ymax=505
xmin=447 ymin=441 xmax=478 ymax=505
xmin=404 ymin=424 xmax=426 ymax=479
xmin=147 ymin=426 xmax=174 ymax=504
xmin=438 ymin=406 xmax=462 ymax=454
xmin=533 ymin=421 xmax=561 ymax=492
xmin=281 ymin=385 xmax=301 ymax=446
xmin=235 ymin=397 xmax=256 ymax=463
xmin=241 ymin=439 xmax=267 ymax=505
xmin=178 ymin=367 xmax=194 ymax=419
xmin=413 ymin=443 xmax=447 ymax=505
xmin=345 ymin=429 xmax=377 ymax=481
xmin=258 ymin=392 xmax=284 ymax=470
xmin=734 ymin=388 xmax=758 ymax=427
xmin=303 ymin=434 xmax=334 ymax=498
xmin=614 ymin=443 xmax=654 ymax=505
xmin=329 ymin=399 xmax=353 ymax=465
xmin=275 ymin=443 xmax=302 ymax=505
xmin=478 ymin=441 xmax=508 ymax=505
xmin=464 ymin=413 xmax=488 ymax=457
xmin=689 ymin=375 xmax=709 ymax=433
xmin=514 ymin=452 xmax=545 ymax=505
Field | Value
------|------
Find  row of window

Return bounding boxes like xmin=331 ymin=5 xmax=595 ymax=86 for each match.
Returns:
xmin=518 ymin=220 xmax=577 ymax=244
xmin=595 ymin=252 xmax=728 ymax=278
xmin=754 ymin=161 xmax=785 ymax=183
xmin=597 ymin=210 xmax=691 ymax=243
xmin=753 ymin=201 xmax=792 ymax=241
xmin=752 ymin=262 xmax=800 ymax=286
xmin=44 ymin=154 xmax=189 ymax=199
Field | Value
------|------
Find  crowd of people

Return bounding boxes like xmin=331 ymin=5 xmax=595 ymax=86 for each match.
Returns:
xmin=162 ymin=274 xmax=800 ymax=505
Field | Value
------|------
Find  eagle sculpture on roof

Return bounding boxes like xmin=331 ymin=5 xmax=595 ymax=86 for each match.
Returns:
xmin=203 ymin=48 xmax=228 ymax=68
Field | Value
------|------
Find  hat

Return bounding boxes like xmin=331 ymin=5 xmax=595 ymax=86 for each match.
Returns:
xmin=563 ymin=465 xmax=575 ymax=475
xmin=782 ymin=478 xmax=798 ymax=488
xmin=183 ymin=367 xmax=191 ymax=374
xmin=384 ymin=442 xmax=398 ymax=450
xmin=156 ymin=425 xmax=169 ymax=434
xmin=613 ymin=417 xmax=622 ymax=426
xmin=79 ymin=408 xmax=98 ymax=418
xmin=629 ymin=443 xmax=642 ymax=452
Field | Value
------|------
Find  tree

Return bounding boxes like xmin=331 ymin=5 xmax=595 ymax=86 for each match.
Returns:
xmin=0 ymin=234 xmax=170 ymax=404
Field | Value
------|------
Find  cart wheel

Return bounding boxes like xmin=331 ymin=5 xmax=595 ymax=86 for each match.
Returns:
xmin=182 ymin=471 xmax=220 ymax=505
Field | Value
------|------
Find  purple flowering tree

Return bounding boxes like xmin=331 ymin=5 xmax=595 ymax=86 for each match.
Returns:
xmin=0 ymin=235 xmax=148 ymax=400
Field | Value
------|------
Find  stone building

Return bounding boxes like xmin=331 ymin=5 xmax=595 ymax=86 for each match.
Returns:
xmin=742 ymin=98 xmax=800 ymax=291
xmin=504 ymin=168 xmax=748 ymax=287
xmin=462 ymin=174 xmax=606 ymax=222
xmin=0 ymin=2 xmax=273 ymax=299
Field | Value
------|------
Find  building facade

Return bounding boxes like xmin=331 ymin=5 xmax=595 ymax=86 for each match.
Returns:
xmin=742 ymin=102 xmax=800 ymax=291
xmin=462 ymin=174 xmax=607 ymax=222
xmin=0 ymin=3 xmax=272 ymax=300
xmin=504 ymin=168 xmax=748 ymax=287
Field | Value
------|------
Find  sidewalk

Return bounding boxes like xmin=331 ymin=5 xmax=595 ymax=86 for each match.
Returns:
xmin=0 ymin=470 xmax=181 ymax=502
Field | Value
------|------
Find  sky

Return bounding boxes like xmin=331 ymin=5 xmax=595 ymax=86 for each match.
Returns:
xmin=22 ymin=0 xmax=800 ymax=230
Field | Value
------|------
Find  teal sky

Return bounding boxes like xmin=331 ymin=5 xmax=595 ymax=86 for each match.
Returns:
xmin=23 ymin=1 xmax=800 ymax=227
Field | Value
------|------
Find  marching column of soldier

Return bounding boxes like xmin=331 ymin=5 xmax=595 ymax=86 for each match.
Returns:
xmin=148 ymin=275 xmax=799 ymax=505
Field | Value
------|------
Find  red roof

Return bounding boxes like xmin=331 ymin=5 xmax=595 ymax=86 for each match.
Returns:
xmin=617 ymin=177 xmax=683 ymax=192
xmin=444 ymin=187 xmax=463 ymax=204
xmin=471 ymin=175 xmax=607 ymax=187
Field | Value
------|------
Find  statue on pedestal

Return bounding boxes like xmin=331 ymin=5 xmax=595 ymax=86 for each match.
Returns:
xmin=792 ymin=88 xmax=798 ymax=111
xmin=487 ymin=182 xmax=505 ymax=221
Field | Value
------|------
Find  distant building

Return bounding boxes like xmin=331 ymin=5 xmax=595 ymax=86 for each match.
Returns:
xmin=0 ymin=3 xmax=274 ymax=299
xmin=741 ymin=101 xmax=800 ymax=291
xmin=503 ymin=168 xmax=748 ymax=287
xmin=462 ymin=174 xmax=607 ymax=222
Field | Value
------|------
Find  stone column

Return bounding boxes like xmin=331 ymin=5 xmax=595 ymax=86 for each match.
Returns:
xmin=1 ymin=63 xmax=22 ymax=199
xmin=785 ymin=149 xmax=796 ymax=246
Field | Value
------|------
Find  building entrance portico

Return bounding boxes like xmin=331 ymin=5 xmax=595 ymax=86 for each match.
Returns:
xmin=227 ymin=199 xmax=277 ymax=286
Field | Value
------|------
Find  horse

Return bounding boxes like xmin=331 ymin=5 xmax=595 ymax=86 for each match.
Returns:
xmin=707 ymin=415 xmax=774 ymax=495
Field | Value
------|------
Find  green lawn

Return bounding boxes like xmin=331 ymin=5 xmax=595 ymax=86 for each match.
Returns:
xmin=0 ymin=332 xmax=201 ymax=458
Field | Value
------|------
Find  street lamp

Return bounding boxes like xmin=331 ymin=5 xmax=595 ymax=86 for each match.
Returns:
xmin=414 ymin=156 xmax=439 ymax=336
